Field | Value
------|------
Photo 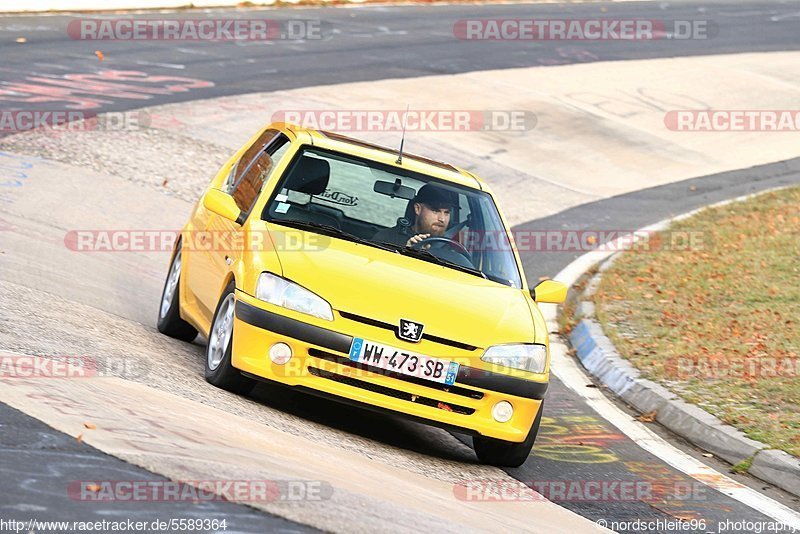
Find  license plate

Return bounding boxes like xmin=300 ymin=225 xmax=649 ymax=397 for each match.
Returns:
xmin=348 ymin=338 xmax=459 ymax=386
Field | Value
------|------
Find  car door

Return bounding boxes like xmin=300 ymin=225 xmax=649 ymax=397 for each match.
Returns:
xmin=191 ymin=129 xmax=291 ymax=322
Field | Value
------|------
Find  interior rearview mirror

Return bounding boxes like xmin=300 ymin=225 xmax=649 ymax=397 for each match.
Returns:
xmin=203 ymin=188 xmax=244 ymax=225
xmin=531 ymin=279 xmax=567 ymax=304
xmin=374 ymin=179 xmax=416 ymax=200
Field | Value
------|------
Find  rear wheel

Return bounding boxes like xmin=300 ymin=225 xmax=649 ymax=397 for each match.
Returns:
xmin=473 ymin=402 xmax=544 ymax=467
xmin=204 ymin=281 xmax=256 ymax=396
xmin=157 ymin=244 xmax=198 ymax=342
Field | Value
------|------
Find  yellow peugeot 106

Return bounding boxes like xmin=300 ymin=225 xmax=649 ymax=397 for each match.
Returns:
xmin=157 ymin=122 xmax=566 ymax=466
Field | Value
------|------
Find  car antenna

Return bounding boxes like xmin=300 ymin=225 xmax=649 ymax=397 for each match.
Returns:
xmin=395 ymin=104 xmax=410 ymax=165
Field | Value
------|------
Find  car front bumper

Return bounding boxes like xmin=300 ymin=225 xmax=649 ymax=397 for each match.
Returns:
xmin=231 ymin=291 xmax=547 ymax=442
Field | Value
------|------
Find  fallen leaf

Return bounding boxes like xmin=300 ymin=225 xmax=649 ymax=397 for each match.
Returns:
xmin=690 ymin=185 xmax=697 ymax=192
xmin=538 ymin=276 xmax=551 ymax=281
xmin=83 ymin=422 xmax=97 ymax=430
xmin=586 ymin=235 xmax=597 ymax=245
xmin=85 ymin=484 xmax=101 ymax=492
xmin=437 ymin=402 xmax=453 ymax=412
xmin=636 ymin=410 xmax=657 ymax=423
xmin=643 ymin=293 xmax=654 ymax=299
xmin=95 ymin=50 xmax=105 ymax=61
xmin=15 ymin=37 xmax=27 ymax=43
xmin=162 ymin=179 xmax=169 ymax=187
xmin=702 ymin=453 xmax=713 ymax=458
xmin=75 ymin=433 xmax=84 ymax=443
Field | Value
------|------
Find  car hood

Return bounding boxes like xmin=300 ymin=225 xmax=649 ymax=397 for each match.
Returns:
xmin=269 ymin=226 xmax=535 ymax=349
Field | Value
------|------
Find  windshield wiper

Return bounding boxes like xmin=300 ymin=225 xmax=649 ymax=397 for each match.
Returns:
xmin=395 ymin=246 xmax=487 ymax=279
xmin=271 ymin=219 xmax=398 ymax=253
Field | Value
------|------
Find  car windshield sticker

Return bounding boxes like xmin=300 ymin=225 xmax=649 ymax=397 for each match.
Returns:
xmin=275 ymin=202 xmax=290 ymax=214
xmin=317 ymin=189 xmax=359 ymax=206
xmin=275 ymin=193 xmax=288 ymax=202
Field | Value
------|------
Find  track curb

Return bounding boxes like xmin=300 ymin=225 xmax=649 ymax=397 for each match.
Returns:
xmin=561 ymin=185 xmax=800 ymax=498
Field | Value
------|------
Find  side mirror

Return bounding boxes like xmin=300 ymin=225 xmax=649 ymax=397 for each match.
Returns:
xmin=531 ymin=279 xmax=567 ymax=304
xmin=203 ymin=189 xmax=244 ymax=225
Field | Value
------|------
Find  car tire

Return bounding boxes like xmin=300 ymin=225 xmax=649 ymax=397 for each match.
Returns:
xmin=204 ymin=281 xmax=256 ymax=396
xmin=157 ymin=243 xmax=198 ymax=342
xmin=473 ymin=401 xmax=544 ymax=467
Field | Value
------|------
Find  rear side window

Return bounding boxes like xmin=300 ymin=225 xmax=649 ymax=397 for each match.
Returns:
xmin=230 ymin=131 xmax=290 ymax=213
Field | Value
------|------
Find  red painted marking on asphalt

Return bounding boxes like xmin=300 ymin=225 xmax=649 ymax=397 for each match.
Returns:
xmin=0 ymin=69 xmax=214 ymax=110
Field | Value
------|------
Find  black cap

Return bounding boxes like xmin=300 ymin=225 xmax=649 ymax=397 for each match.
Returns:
xmin=413 ymin=184 xmax=458 ymax=209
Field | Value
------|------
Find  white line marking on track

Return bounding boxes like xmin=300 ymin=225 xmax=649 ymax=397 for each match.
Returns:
xmin=770 ymin=11 xmax=800 ymax=22
xmin=549 ymin=340 xmax=800 ymax=527
xmin=546 ymin=185 xmax=800 ymax=527
xmin=133 ymin=60 xmax=185 ymax=70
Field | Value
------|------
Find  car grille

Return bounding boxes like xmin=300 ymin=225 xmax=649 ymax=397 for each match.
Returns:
xmin=337 ymin=311 xmax=478 ymax=351
xmin=307 ymin=366 xmax=476 ymax=416
xmin=308 ymin=348 xmax=483 ymax=400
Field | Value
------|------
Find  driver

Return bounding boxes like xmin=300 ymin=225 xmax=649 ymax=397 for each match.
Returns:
xmin=373 ymin=184 xmax=457 ymax=248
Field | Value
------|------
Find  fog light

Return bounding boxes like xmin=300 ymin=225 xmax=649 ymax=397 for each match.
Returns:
xmin=492 ymin=401 xmax=514 ymax=423
xmin=269 ymin=342 xmax=292 ymax=364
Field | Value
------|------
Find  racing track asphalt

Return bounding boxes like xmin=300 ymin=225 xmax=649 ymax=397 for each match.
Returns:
xmin=505 ymin=158 xmax=800 ymax=529
xmin=2 ymin=0 xmax=800 ymax=130
xmin=0 ymin=402 xmax=315 ymax=533
xmin=1 ymin=1 xmax=799 ymax=532
xmin=4 ymin=157 xmax=798 ymax=533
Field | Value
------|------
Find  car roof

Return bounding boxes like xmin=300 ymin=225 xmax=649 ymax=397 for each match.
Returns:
xmin=277 ymin=123 xmax=486 ymax=191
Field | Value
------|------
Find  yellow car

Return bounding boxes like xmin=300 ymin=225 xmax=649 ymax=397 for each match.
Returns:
xmin=157 ymin=123 xmax=566 ymax=467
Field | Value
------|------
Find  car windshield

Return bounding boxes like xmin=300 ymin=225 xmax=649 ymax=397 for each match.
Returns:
xmin=262 ymin=146 xmax=522 ymax=288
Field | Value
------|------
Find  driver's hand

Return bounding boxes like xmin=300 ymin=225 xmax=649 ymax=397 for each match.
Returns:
xmin=405 ymin=233 xmax=430 ymax=248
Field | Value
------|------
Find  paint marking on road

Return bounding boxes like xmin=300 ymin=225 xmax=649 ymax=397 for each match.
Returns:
xmin=133 ymin=60 xmax=186 ymax=70
xmin=175 ymin=48 xmax=212 ymax=56
xmin=546 ymin=185 xmax=800 ymax=527
xmin=549 ymin=340 xmax=800 ymax=527
xmin=32 ymin=63 xmax=73 ymax=71
xmin=769 ymin=11 xmax=800 ymax=22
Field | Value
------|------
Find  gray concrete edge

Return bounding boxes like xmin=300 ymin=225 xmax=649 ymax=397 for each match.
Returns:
xmin=565 ymin=250 xmax=800 ymax=498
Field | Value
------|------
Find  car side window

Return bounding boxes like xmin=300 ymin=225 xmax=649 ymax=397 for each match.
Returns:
xmin=231 ymin=133 xmax=290 ymax=213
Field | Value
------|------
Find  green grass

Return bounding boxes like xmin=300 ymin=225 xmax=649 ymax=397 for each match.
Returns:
xmin=731 ymin=455 xmax=754 ymax=474
xmin=594 ymin=187 xmax=800 ymax=458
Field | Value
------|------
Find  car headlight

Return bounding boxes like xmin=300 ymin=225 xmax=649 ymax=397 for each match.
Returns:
xmin=256 ymin=272 xmax=333 ymax=321
xmin=480 ymin=344 xmax=547 ymax=373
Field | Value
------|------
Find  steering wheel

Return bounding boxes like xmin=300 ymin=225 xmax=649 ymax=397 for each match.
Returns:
xmin=411 ymin=236 xmax=472 ymax=262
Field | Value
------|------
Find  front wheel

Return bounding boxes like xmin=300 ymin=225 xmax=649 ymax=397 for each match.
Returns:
xmin=204 ymin=281 xmax=256 ymax=396
xmin=157 ymin=245 xmax=198 ymax=342
xmin=473 ymin=402 xmax=544 ymax=467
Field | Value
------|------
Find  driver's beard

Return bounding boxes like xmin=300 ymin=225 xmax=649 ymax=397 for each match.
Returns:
xmin=427 ymin=224 xmax=446 ymax=236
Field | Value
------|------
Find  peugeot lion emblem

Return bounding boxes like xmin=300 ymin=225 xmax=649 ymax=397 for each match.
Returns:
xmin=398 ymin=319 xmax=424 ymax=343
